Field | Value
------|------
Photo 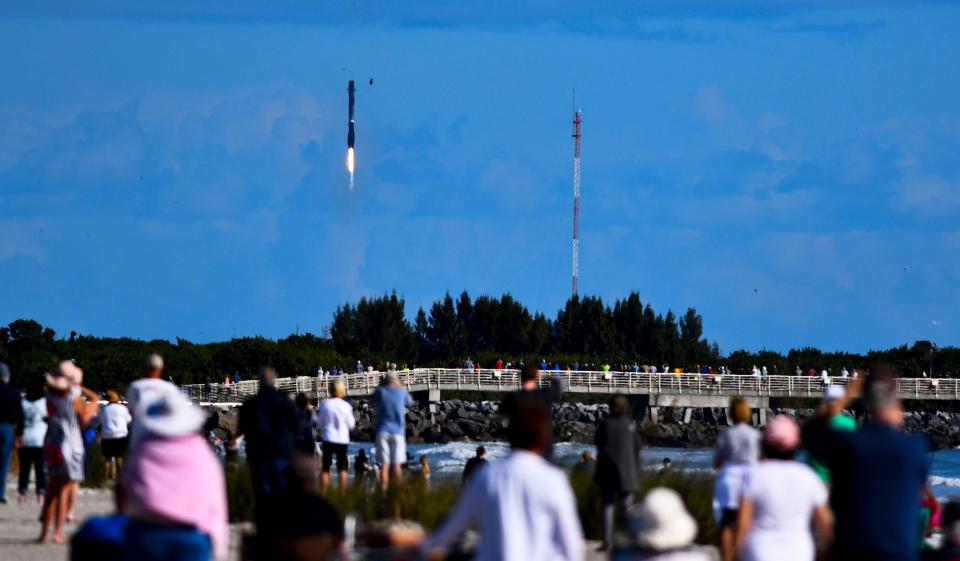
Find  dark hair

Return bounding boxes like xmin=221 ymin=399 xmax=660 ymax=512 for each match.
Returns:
xmin=609 ymin=394 xmax=630 ymax=417
xmin=864 ymin=365 xmax=898 ymax=412
xmin=730 ymin=398 xmax=752 ymax=424
xmin=476 ymin=446 xmax=486 ymax=457
xmin=761 ymin=440 xmax=795 ymax=460
xmin=294 ymin=392 xmax=309 ymax=410
xmin=520 ymin=362 xmax=540 ymax=383
xmin=25 ymin=375 xmax=46 ymax=402
xmin=942 ymin=501 xmax=960 ymax=545
xmin=507 ymin=399 xmax=550 ymax=451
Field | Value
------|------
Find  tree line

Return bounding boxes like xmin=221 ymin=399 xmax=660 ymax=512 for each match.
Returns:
xmin=1 ymin=291 xmax=957 ymax=391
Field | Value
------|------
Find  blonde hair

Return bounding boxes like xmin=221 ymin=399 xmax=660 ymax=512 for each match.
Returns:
xmin=730 ymin=398 xmax=752 ymax=424
xmin=106 ymin=390 xmax=121 ymax=404
xmin=329 ymin=379 xmax=346 ymax=398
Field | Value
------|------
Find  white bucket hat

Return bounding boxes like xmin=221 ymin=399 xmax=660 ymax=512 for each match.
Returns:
xmin=46 ymin=360 xmax=83 ymax=390
xmin=137 ymin=392 xmax=206 ymax=438
xmin=627 ymin=487 xmax=698 ymax=551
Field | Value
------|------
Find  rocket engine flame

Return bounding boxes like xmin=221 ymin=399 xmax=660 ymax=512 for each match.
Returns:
xmin=346 ymin=147 xmax=355 ymax=190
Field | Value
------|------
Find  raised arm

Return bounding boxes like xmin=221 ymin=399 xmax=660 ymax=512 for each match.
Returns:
xmin=75 ymin=386 xmax=100 ymax=427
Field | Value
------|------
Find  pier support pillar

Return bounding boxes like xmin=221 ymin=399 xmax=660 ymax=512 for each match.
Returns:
xmin=682 ymin=407 xmax=694 ymax=425
xmin=649 ymin=406 xmax=660 ymax=424
xmin=412 ymin=389 xmax=442 ymax=418
xmin=755 ymin=408 xmax=768 ymax=427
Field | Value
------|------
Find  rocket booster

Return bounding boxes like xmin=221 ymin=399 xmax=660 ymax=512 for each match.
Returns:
xmin=347 ymin=80 xmax=356 ymax=149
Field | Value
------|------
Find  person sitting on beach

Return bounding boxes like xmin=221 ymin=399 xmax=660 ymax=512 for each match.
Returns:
xmin=256 ymin=450 xmax=344 ymax=561
xmin=712 ymin=397 xmax=760 ymax=561
xmin=924 ymin=501 xmax=960 ymax=561
xmin=71 ymin=484 xmax=129 ymax=561
xmin=422 ymin=399 xmax=584 ymax=561
xmin=121 ymin=391 xmax=227 ymax=561
xmin=735 ymin=415 xmax=832 ymax=561
xmin=612 ymin=487 xmax=710 ymax=561
xmin=417 ymin=455 xmax=431 ymax=486
xmin=127 ymin=354 xmax=178 ymax=441
xmin=100 ymin=390 xmax=132 ymax=481
xmin=316 ymin=379 xmax=356 ymax=494
xmin=463 ymin=445 xmax=488 ymax=483
xmin=660 ymin=458 xmax=672 ymax=473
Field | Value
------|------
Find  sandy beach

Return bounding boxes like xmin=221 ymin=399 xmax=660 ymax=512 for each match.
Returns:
xmin=1 ymin=478 xmax=615 ymax=561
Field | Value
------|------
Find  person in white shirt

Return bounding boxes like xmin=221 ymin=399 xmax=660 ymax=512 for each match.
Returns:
xmin=315 ymin=378 xmax=356 ymax=494
xmin=18 ymin=377 xmax=48 ymax=503
xmin=735 ymin=415 xmax=831 ymax=561
xmin=422 ymin=399 xmax=585 ymax=561
xmin=127 ymin=354 xmax=179 ymax=441
xmin=99 ymin=390 xmax=133 ymax=480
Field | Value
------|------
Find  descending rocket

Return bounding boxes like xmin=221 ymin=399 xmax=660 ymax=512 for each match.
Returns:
xmin=346 ymin=80 xmax=356 ymax=190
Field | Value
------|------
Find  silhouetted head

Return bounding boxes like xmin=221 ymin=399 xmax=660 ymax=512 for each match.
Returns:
xmin=295 ymin=392 xmax=309 ymax=410
xmin=259 ymin=366 xmax=278 ymax=389
xmin=609 ymin=394 xmax=630 ymax=418
xmin=25 ymin=375 xmax=46 ymax=401
xmin=476 ymin=446 xmax=486 ymax=458
xmin=329 ymin=378 xmax=346 ymax=398
xmin=864 ymin=365 xmax=903 ymax=427
xmin=507 ymin=399 xmax=550 ymax=454
xmin=520 ymin=362 xmax=540 ymax=384
xmin=729 ymin=398 xmax=751 ymax=425
xmin=943 ymin=501 xmax=960 ymax=547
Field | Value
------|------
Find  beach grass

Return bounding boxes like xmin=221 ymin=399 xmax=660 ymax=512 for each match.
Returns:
xmin=224 ymin=462 xmax=718 ymax=544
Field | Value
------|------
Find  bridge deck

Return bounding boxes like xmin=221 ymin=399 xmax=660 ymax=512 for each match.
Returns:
xmin=182 ymin=368 xmax=958 ymax=403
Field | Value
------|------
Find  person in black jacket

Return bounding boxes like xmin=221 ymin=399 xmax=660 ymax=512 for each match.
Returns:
xmin=238 ymin=367 xmax=300 ymax=506
xmin=500 ymin=363 xmax=562 ymax=459
xmin=595 ymin=394 xmax=642 ymax=551
xmin=462 ymin=446 xmax=488 ymax=483
xmin=0 ymin=363 xmax=24 ymax=504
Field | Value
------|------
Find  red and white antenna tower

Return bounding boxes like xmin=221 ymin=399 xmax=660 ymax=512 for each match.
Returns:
xmin=571 ymin=102 xmax=582 ymax=297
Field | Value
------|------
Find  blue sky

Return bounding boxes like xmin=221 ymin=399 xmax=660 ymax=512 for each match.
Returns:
xmin=1 ymin=2 xmax=958 ymax=353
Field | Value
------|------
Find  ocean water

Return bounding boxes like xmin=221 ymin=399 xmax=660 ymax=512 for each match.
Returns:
xmin=345 ymin=442 xmax=960 ymax=499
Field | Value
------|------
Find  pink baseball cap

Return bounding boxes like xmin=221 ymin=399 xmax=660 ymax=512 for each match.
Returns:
xmin=764 ymin=415 xmax=801 ymax=452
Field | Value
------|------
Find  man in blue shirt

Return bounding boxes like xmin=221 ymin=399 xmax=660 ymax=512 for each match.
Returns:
xmin=370 ymin=372 xmax=412 ymax=492
xmin=812 ymin=367 xmax=929 ymax=561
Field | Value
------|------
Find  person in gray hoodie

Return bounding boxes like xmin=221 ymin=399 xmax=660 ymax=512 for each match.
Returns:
xmin=595 ymin=394 xmax=643 ymax=551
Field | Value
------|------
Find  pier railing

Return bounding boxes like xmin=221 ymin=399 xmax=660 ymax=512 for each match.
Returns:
xmin=181 ymin=368 xmax=959 ymax=403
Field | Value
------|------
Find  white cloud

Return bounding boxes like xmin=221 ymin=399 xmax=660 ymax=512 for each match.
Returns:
xmin=897 ymin=173 xmax=960 ymax=214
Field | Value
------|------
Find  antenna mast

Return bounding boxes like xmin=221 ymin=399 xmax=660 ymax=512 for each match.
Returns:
xmin=571 ymin=100 xmax=582 ymax=297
